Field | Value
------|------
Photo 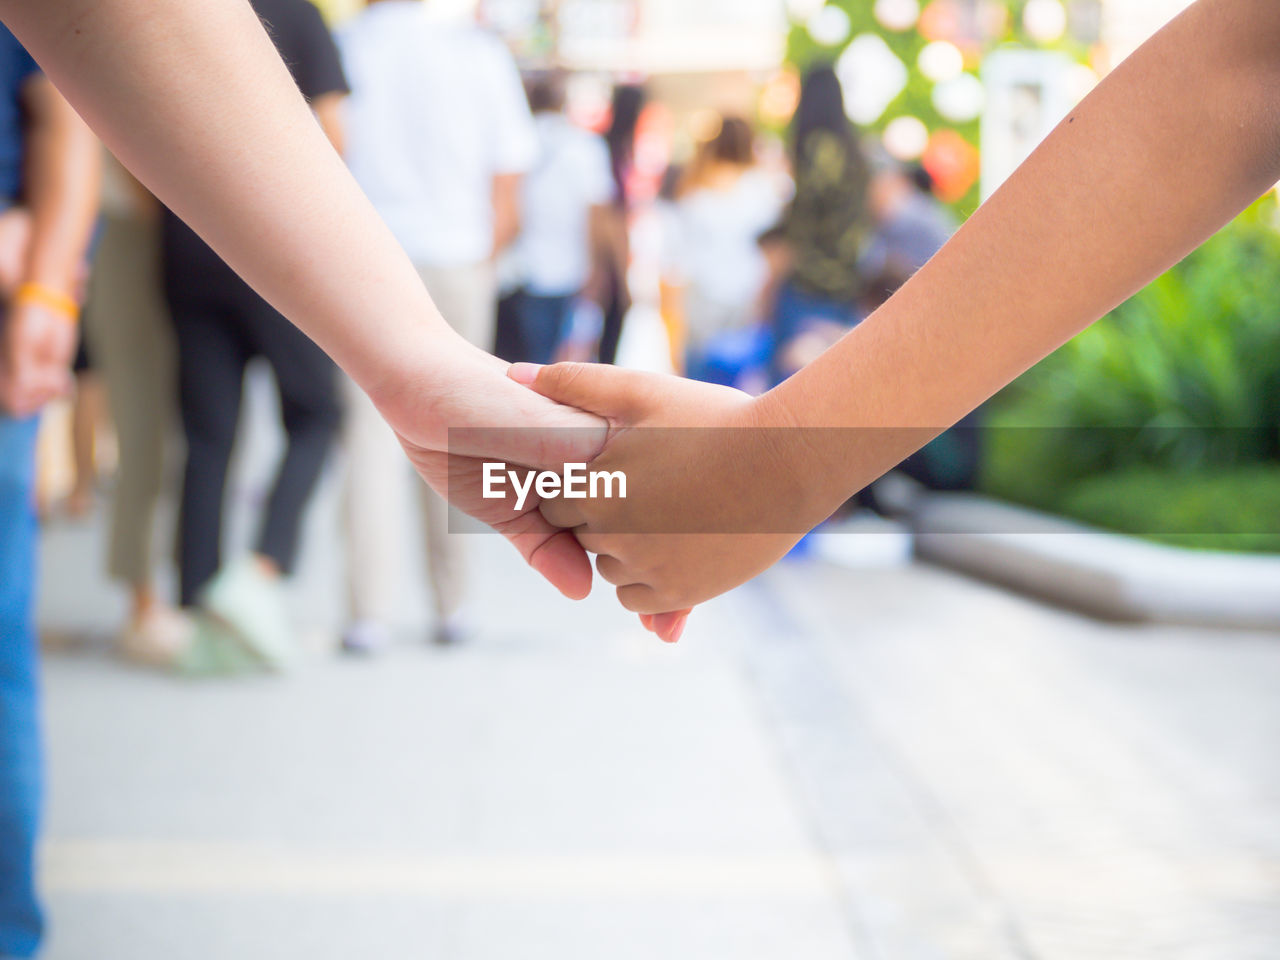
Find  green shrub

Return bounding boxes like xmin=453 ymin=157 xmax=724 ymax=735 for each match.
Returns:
xmin=1056 ymin=467 xmax=1280 ymax=554
xmin=985 ymin=197 xmax=1280 ymax=507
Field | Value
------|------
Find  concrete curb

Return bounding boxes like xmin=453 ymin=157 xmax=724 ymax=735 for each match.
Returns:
xmin=910 ymin=494 xmax=1280 ymax=631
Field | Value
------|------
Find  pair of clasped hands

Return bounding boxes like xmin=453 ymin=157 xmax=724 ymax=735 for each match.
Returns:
xmin=374 ymin=337 xmax=839 ymax=646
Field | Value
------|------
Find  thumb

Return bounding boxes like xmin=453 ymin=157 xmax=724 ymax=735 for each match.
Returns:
xmin=509 ymin=362 xmax=659 ymax=424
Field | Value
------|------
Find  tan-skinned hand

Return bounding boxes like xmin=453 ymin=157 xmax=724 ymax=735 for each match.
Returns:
xmin=508 ymin=362 xmax=838 ymax=638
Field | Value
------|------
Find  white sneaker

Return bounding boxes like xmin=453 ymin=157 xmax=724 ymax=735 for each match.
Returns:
xmin=341 ymin=619 xmax=391 ymax=656
xmin=118 ymin=605 xmax=194 ymax=668
xmin=198 ymin=557 xmax=296 ymax=672
xmin=432 ymin=612 xmax=471 ymax=647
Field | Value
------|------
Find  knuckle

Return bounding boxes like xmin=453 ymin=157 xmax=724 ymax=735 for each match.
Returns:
xmin=548 ymin=361 xmax=587 ymax=393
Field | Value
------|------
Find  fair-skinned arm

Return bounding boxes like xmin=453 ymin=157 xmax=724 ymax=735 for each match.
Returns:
xmin=0 ymin=0 xmax=608 ymax=597
xmin=0 ymin=74 xmax=99 ymax=415
xmin=515 ymin=0 xmax=1280 ymax=626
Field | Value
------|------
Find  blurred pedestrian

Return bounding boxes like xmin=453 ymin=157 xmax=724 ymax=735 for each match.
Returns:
xmin=861 ymin=162 xmax=955 ymax=311
xmin=596 ymin=84 xmax=644 ymax=366
xmin=82 ymin=155 xmax=191 ymax=664
xmin=337 ymin=0 xmax=537 ymax=651
xmin=161 ymin=0 xmax=347 ymax=671
xmin=0 ymin=24 xmax=99 ymax=958
xmin=771 ymin=64 xmax=873 ymax=383
xmin=508 ymin=71 xmax=614 ymax=365
xmin=65 ymin=328 xmax=106 ymax=519
xmin=660 ymin=116 xmax=787 ymax=384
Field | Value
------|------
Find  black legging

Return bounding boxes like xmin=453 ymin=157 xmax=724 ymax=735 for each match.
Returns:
xmin=163 ymin=216 xmax=339 ymax=607
xmin=597 ymin=264 xmax=627 ymax=366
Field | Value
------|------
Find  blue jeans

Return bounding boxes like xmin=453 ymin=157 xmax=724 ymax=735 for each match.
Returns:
xmin=770 ymin=282 xmax=861 ymax=385
xmin=0 ymin=415 xmax=43 ymax=958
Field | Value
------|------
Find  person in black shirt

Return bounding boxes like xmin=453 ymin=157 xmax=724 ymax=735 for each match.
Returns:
xmin=161 ymin=0 xmax=348 ymax=665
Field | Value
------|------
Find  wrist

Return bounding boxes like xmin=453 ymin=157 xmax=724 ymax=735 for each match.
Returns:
xmin=13 ymin=281 xmax=79 ymax=324
xmin=755 ymin=369 xmax=944 ymax=515
xmin=743 ymin=394 xmax=848 ymax=531
xmin=353 ymin=321 xmax=475 ymax=410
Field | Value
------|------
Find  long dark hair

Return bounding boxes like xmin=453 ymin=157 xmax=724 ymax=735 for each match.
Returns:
xmin=606 ymin=84 xmax=646 ymax=206
xmin=783 ymin=64 xmax=872 ymax=304
xmin=791 ymin=64 xmax=857 ymax=168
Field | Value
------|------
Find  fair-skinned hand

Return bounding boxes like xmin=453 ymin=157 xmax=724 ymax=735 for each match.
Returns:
xmin=368 ymin=337 xmax=611 ymax=602
xmin=0 ymin=300 xmax=76 ymax=416
xmin=507 ymin=362 xmax=839 ymax=633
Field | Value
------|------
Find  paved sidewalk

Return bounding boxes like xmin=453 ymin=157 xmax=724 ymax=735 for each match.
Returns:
xmin=36 ymin=444 xmax=861 ymax=959
xmin=30 ymin=392 xmax=1280 ymax=958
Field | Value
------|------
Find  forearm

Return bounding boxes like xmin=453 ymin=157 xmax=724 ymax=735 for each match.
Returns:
xmin=765 ymin=0 xmax=1280 ymax=503
xmin=0 ymin=0 xmax=458 ymax=398
xmin=21 ymin=80 xmax=99 ymax=294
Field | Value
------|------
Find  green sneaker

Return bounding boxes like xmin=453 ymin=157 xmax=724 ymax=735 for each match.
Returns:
xmin=175 ymin=614 xmax=264 ymax=677
xmin=197 ymin=557 xmax=297 ymax=672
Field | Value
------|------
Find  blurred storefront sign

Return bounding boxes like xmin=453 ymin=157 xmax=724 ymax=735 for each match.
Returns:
xmin=979 ymin=49 xmax=1074 ymax=200
xmin=976 ymin=0 xmax=1191 ymax=199
xmin=479 ymin=0 xmax=786 ymax=73
xmin=1100 ymin=0 xmax=1193 ymax=66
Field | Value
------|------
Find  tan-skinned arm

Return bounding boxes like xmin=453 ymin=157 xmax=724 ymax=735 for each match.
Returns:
xmin=0 ymin=75 xmax=99 ymax=415
xmin=0 ymin=0 xmax=608 ymax=597
xmin=515 ymin=0 xmax=1280 ymax=628
xmin=772 ymin=0 xmax=1280 ymax=477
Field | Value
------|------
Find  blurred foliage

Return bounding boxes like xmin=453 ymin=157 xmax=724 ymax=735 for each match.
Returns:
xmin=1058 ymin=467 xmax=1280 ymax=554
xmin=982 ymin=197 xmax=1280 ymax=551
xmin=785 ymin=0 xmax=1094 ymax=215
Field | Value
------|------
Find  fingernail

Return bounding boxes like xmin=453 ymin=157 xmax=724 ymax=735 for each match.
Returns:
xmin=508 ymin=363 xmax=543 ymax=385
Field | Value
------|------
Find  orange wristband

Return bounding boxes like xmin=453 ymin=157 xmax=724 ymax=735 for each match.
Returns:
xmin=14 ymin=282 xmax=80 ymax=324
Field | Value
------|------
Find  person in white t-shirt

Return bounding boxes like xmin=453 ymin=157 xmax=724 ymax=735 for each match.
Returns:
xmin=660 ymin=116 xmax=788 ymax=383
xmin=337 ymin=0 xmax=537 ymax=651
xmin=507 ymin=73 xmax=614 ymax=365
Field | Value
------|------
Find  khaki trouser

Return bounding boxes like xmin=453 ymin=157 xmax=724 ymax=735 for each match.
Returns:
xmin=83 ymin=213 xmax=175 ymax=588
xmin=342 ymin=261 xmax=496 ymax=624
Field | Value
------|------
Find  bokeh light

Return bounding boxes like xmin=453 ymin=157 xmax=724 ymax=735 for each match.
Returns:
xmin=836 ymin=33 xmax=909 ymax=125
xmin=918 ymin=40 xmax=964 ymax=82
xmin=923 ymin=127 xmax=981 ymax=201
xmin=883 ymin=114 xmax=930 ymax=160
xmin=806 ymin=5 xmax=853 ymax=47
xmin=873 ymin=0 xmax=921 ymax=32
xmin=1023 ymin=0 xmax=1068 ymax=43
xmin=932 ymin=72 xmax=985 ymax=123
